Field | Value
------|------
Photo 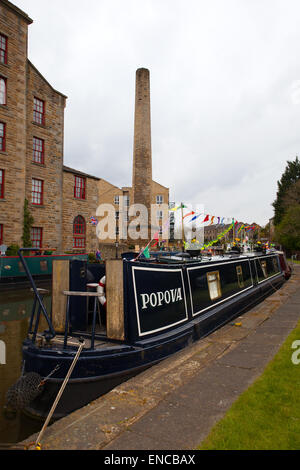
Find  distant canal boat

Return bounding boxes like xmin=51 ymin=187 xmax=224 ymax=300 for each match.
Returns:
xmin=0 ymin=253 xmax=88 ymax=287
xmin=15 ymin=248 xmax=290 ymax=419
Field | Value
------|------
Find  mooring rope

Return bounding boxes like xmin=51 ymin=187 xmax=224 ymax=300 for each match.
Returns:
xmin=25 ymin=338 xmax=85 ymax=450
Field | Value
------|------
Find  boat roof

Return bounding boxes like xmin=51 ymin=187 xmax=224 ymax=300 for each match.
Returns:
xmin=134 ymin=250 xmax=279 ymax=266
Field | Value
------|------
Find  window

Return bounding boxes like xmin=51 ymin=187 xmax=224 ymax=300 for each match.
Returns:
xmin=236 ymin=265 xmax=244 ymax=288
xmin=159 ymin=225 xmax=163 ymax=235
xmin=31 ymin=227 xmax=43 ymax=249
xmin=0 ymin=224 xmax=3 ymax=245
xmin=40 ymin=260 xmax=48 ymax=272
xmin=0 ymin=77 xmax=6 ymax=105
xmin=115 ymin=211 xmax=119 ymax=220
xmin=157 ymin=210 xmax=163 ymax=220
xmin=114 ymin=195 xmax=119 ymax=205
xmin=0 ymin=122 xmax=5 ymax=151
xmin=261 ymin=260 xmax=267 ymax=278
xmin=73 ymin=216 xmax=86 ymax=248
xmin=272 ymin=257 xmax=279 ymax=273
xmin=207 ymin=271 xmax=222 ymax=301
xmin=32 ymin=178 xmax=43 ymax=205
xmin=74 ymin=176 xmax=86 ymax=199
xmin=124 ymin=195 xmax=129 ymax=207
xmin=33 ymin=137 xmax=44 ymax=164
xmin=33 ymin=97 xmax=45 ymax=125
xmin=0 ymin=169 xmax=4 ymax=199
xmin=0 ymin=34 xmax=7 ymax=64
xmin=156 ymin=195 xmax=163 ymax=204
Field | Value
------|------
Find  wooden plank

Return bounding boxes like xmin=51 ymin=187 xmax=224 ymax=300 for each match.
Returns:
xmin=106 ymin=259 xmax=124 ymax=341
xmin=52 ymin=260 xmax=70 ymax=333
xmin=62 ymin=291 xmax=99 ymax=297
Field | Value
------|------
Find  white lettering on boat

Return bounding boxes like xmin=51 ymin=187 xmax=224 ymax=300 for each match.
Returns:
xmin=140 ymin=288 xmax=183 ymax=309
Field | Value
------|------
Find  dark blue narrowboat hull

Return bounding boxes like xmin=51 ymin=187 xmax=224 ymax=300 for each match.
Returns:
xmin=21 ymin=252 xmax=286 ymax=419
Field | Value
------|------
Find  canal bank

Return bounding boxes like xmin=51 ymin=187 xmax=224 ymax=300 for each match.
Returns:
xmin=20 ymin=265 xmax=300 ymax=450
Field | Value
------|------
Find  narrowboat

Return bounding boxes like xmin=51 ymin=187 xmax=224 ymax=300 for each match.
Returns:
xmin=15 ymin=248 xmax=290 ymax=420
xmin=0 ymin=252 xmax=88 ymax=287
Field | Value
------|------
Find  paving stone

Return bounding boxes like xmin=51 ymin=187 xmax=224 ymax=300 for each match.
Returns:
xmin=104 ymin=430 xmax=174 ymax=451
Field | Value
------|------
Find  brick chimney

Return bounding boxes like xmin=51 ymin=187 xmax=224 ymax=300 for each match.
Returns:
xmin=132 ymin=68 xmax=152 ymax=242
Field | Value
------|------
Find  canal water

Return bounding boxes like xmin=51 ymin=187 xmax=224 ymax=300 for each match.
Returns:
xmin=0 ymin=282 xmax=52 ymax=445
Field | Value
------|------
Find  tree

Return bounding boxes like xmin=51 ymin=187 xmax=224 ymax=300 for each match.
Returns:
xmin=282 ymin=179 xmax=300 ymax=210
xmin=22 ymin=198 xmax=34 ymax=247
xmin=275 ymin=205 xmax=300 ymax=251
xmin=272 ymin=156 xmax=300 ymax=226
xmin=259 ymin=222 xmax=271 ymax=239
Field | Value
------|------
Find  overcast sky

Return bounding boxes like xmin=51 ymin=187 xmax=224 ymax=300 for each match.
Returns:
xmin=13 ymin=0 xmax=300 ymax=226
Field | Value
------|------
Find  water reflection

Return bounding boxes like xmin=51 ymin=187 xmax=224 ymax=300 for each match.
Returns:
xmin=0 ymin=283 xmax=51 ymax=444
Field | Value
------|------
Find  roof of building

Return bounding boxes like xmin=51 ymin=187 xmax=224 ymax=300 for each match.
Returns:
xmin=63 ymin=166 xmax=100 ymax=181
xmin=153 ymin=180 xmax=169 ymax=190
xmin=1 ymin=0 xmax=33 ymax=24
xmin=28 ymin=60 xmax=68 ymax=99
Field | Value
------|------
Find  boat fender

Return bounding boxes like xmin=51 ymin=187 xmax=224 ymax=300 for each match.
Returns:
xmin=97 ymin=276 xmax=106 ymax=308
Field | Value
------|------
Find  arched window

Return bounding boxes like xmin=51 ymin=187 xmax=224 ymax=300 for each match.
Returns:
xmin=73 ymin=215 xmax=86 ymax=249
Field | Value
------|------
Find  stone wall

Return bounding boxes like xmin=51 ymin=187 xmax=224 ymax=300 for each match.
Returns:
xmin=25 ymin=61 xmax=66 ymax=251
xmin=62 ymin=168 xmax=99 ymax=253
xmin=0 ymin=1 xmax=31 ymax=246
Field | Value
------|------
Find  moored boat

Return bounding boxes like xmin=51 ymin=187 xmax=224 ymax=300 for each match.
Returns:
xmin=0 ymin=252 xmax=88 ymax=287
xmin=14 ymin=248 xmax=290 ymax=419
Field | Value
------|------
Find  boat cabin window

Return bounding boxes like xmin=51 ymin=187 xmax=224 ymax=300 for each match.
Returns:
xmin=40 ymin=260 xmax=48 ymax=272
xmin=236 ymin=265 xmax=244 ymax=288
xmin=207 ymin=271 xmax=222 ymax=301
xmin=261 ymin=261 xmax=267 ymax=278
xmin=272 ymin=257 xmax=278 ymax=272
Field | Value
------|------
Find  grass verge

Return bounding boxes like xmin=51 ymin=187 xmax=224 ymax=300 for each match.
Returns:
xmin=197 ymin=320 xmax=300 ymax=450
xmin=287 ymin=258 xmax=300 ymax=265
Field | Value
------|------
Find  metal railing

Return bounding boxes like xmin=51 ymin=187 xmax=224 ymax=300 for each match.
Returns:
xmin=62 ymin=291 xmax=101 ymax=350
xmin=18 ymin=248 xmax=56 ymax=340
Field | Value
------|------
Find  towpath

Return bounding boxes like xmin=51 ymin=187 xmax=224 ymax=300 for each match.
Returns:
xmin=22 ymin=265 xmax=300 ymax=450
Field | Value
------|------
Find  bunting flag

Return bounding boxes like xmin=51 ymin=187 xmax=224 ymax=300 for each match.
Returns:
xmin=209 ymin=216 xmax=215 ymax=225
xmin=150 ymin=231 xmax=160 ymax=248
xmin=202 ymin=214 xmax=210 ymax=224
xmin=170 ymin=203 xmax=188 ymax=212
xmin=190 ymin=213 xmax=203 ymax=222
xmin=90 ymin=216 xmax=98 ymax=226
xmin=143 ymin=246 xmax=150 ymax=259
xmin=183 ymin=211 xmax=195 ymax=219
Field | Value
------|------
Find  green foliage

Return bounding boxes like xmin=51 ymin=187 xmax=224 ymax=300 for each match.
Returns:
xmin=275 ymin=205 xmax=300 ymax=250
xmin=88 ymin=252 xmax=96 ymax=263
xmin=272 ymin=156 xmax=300 ymax=226
xmin=87 ymin=252 xmax=104 ymax=264
xmin=21 ymin=199 xmax=34 ymax=248
xmin=5 ymin=244 xmax=20 ymax=256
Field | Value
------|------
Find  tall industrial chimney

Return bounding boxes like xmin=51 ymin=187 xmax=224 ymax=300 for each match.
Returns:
xmin=132 ymin=68 xmax=152 ymax=242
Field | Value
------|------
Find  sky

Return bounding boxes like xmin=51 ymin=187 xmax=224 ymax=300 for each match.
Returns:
xmin=12 ymin=0 xmax=300 ymax=226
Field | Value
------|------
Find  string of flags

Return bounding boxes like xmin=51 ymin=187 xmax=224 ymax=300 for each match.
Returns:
xmin=170 ymin=204 xmax=259 ymax=232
